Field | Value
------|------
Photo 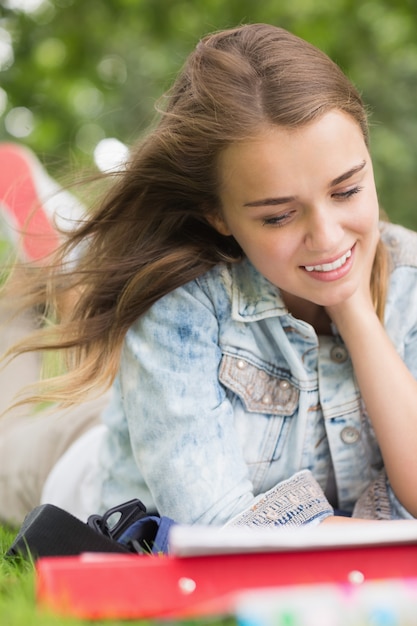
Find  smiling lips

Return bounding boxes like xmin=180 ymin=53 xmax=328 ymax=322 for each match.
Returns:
xmin=304 ymin=248 xmax=352 ymax=273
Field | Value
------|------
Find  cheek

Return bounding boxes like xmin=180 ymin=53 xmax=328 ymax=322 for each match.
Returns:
xmin=367 ymin=184 xmax=380 ymax=215
xmin=244 ymin=236 xmax=297 ymax=274
xmin=352 ymin=191 xmax=379 ymax=233
xmin=365 ymin=197 xmax=380 ymax=231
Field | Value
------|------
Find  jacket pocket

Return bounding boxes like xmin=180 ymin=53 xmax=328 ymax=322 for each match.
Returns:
xmin=219 ymin=353 xmax=299 ymax=416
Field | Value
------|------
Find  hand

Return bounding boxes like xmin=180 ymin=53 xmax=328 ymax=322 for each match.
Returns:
xmin=325 ymin=227 xmax=380 ymax=334
xmin=320 ymin=515 xmax=376 ymax=524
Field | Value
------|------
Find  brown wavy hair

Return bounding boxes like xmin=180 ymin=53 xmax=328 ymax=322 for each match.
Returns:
xmin=5 ymin=23 xmax=388 ymax=407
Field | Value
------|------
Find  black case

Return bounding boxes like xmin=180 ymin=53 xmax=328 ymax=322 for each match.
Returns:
xmin=7 ymin=503 xmax=131 ymax=559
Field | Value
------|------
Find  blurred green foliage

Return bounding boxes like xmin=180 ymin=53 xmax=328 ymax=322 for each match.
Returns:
xmin=1 ymin=0 xmax=417 ymax=228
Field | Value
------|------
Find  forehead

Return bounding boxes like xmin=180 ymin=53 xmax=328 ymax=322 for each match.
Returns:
xmin=218 ymin=111 xmax=366 ymax=188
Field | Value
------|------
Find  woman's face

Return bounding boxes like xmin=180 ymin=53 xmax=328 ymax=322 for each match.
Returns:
xmin=214 ymin=110 xmax=380 ymax=311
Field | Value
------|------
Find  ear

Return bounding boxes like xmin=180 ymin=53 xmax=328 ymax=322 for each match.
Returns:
xmin=206 ymin=212 xmax=232 ymax=237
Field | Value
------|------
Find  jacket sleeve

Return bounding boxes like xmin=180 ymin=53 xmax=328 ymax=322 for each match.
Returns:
xmin=118 ymin=279 xmax=332 ymax=526
xmin=352 ymin=468 xmax=416 ymax=521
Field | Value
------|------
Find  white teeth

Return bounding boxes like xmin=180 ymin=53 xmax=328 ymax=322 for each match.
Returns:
xmin=305 ymin=249 xmax=351 ymax=273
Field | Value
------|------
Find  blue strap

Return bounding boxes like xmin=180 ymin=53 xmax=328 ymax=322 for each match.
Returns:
xmin=117 ymin=515 xmax=176 ymax=554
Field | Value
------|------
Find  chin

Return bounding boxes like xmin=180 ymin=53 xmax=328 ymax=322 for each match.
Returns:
xmin=313 ymin=287 xmax=357 ymax=308
xmin=306 ymin=283 xmax=358 ymax=307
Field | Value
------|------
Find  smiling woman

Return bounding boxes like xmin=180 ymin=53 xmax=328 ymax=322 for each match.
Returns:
xmin=1 ymin=23 xmax=417 ymax=534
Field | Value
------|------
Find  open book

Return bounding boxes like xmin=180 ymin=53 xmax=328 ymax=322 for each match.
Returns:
xmin=169 ymin=520 xmax=417 ymax=557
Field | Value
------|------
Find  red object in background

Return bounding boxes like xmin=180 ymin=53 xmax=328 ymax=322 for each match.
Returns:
xmin=36 ymin=543 xmax=417 ymax=620
xmin=0 ymin=143 xmax=59 ymax=261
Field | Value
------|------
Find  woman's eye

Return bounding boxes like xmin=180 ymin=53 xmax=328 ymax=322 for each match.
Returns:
xmin=262 ymin=212 xmax=292 ymax=226
xmin=333 ymin=185 xmax=363 ymax=200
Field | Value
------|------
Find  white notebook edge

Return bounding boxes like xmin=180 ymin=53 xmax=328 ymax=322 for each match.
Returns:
xmin=169 ymin=520 xmax=417 ymax=557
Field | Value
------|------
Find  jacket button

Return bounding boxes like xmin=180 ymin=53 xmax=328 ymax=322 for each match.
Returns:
xmin=279 ymin=380 xmax=290 ymax=390
xmin=331 ymin=345 xmax=348 ymax=363
xmin=236 ymin=359 xmax=247 ymax=369
xmin=340 ymin=426 xmax=360 ymax=444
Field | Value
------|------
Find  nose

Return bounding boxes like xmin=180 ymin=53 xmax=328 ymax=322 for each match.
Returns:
xmin=303 ymin=206 xmax=344 ymax=253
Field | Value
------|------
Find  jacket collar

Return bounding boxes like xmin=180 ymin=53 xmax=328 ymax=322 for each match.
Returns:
xmin=230 ymin=258 xmax=288 ymax=322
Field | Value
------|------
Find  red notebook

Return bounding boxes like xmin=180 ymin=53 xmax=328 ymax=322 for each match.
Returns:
xmin=36 ymin=521 xmax=417 ymax=620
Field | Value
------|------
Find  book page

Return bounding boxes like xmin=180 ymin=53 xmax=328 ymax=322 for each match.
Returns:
xmin=169 ymin=520 xmax=417 ymax=557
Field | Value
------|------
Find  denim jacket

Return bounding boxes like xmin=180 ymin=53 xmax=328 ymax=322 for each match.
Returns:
xmin=97 ymin=222 xmax=417 ymax=526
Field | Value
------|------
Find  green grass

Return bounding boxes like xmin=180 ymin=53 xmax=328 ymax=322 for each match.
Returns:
xmin=0 ymin=524 xmax=130 ymax=625
xmin=0 ymin=525 xmax=236 ymax=626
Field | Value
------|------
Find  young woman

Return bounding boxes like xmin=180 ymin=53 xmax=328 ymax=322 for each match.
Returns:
xmin=2 ymin=23 xmax=417 ymax=529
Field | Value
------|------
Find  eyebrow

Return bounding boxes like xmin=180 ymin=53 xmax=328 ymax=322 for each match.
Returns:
xmin=243 ymin=160 xmax=367 ymax=208
xmin=329 ymin=160 xmax=366 ymax=187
